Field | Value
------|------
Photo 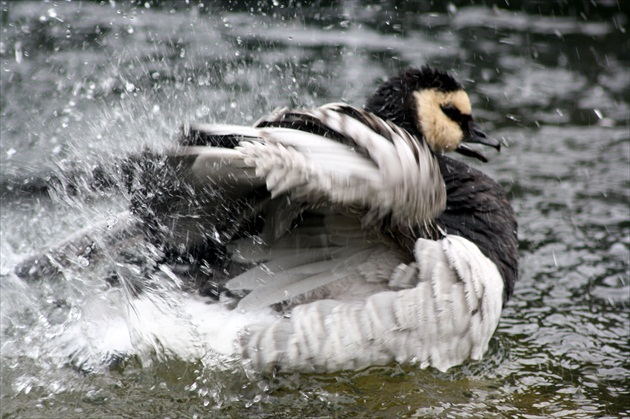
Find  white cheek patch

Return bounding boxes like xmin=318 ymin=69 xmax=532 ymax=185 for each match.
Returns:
xmin=414 ymin=89 xmax=469 ymax=152
xmin=435 ymin=119 xmax=464 ymax=152
xmin=448 ymin=90 xmax=472 ymax=115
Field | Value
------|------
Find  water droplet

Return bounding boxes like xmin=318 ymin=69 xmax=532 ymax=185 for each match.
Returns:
xmin=259 ymin=264 xmax=273 ymax=277
xmin=212 ymin=227 xmax=221 ymax=243
xmin=106 ymin=216 xmax=118 ymax=230
xmin=77 ymin=256 xmax=90 ymax=267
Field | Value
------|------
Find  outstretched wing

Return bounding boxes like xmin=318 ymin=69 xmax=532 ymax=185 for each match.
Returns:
xmin=176 ymin=104 xmax=446 ymax=230
xmin=150 ymin=104 xmax=448 ymax=309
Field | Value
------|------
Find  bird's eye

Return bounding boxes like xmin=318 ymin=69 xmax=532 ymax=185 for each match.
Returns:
xmin=441 ymin=104 xmax=472 ymax=127
xmin=441 ymin=104 xmax=463 ymax=122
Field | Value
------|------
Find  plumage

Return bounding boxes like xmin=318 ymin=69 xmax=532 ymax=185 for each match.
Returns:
xmin=234 ymin=234 xmax=504 ymax=373
xmin=183 ymin=104 xmax=446 ymax=227
xmin=15 ymin=66 xmax=518 ymax=374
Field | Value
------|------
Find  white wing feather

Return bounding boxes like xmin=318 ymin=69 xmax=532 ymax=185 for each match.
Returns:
xmin=175 ymin=105 xmax=446 ymax=227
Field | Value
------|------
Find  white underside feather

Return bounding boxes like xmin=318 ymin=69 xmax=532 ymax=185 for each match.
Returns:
xmin=236 ymin=234 xmax=504 ymax=372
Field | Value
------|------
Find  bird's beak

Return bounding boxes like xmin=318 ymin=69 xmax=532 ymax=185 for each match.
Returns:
xmin=456 ymin=122 xmax=501 ymax=163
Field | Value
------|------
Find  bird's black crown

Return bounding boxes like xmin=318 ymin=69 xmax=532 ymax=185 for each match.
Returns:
xmin=364 ymin=66 xmax=462 ymax=137
xmin=397 ymin=66 xmax=463 ymax=93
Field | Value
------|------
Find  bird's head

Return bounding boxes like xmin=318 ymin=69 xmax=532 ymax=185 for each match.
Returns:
xmin=365 ymin=66 xmax=501 ymax=162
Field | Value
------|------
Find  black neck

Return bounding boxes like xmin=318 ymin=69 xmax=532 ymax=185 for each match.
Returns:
xmin=436 ymin=155 xmax=519 ymax=303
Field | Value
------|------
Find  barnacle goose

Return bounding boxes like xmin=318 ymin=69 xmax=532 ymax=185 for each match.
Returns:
xmin=14 ymin=66 xmax=518 ymax=373
xmin=126 ymin=66 xmax=519 ymax=373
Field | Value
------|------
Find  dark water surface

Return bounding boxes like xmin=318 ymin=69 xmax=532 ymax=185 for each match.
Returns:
xmin=1 ymin=1 xmax=628 ymax=417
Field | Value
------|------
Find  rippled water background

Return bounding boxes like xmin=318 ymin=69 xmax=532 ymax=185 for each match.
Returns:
xmin=1 ymin=1 xmax=628 ymax=417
